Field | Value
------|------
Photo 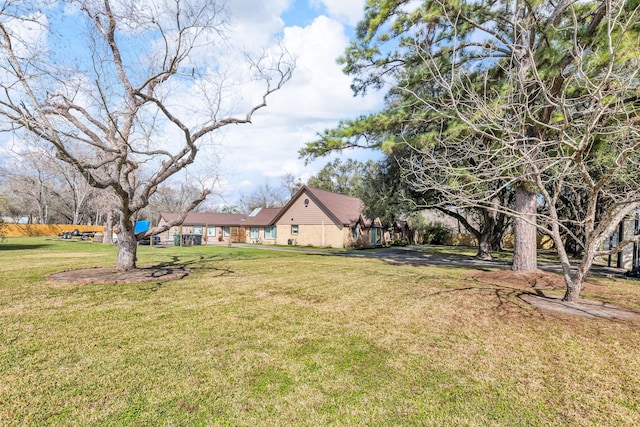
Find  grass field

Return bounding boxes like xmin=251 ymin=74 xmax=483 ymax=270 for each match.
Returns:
xmin=1 ymin=237 xmax=640 ymax=425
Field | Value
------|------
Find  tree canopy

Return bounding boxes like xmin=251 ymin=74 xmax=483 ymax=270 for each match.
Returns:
xmin=0 ymin=0 xmax=293 ymax=270
xmin=307 ymin=158 xmax=374 ymax=197
xmin=301 ymin=0 xmax=640 ymax=301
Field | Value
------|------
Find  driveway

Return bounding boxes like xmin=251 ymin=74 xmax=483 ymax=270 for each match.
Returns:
xmin=232 ymin=244 xmax=629 ymax=279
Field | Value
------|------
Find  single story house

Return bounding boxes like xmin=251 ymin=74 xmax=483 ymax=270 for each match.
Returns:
xmin=158 ymin=212 xmax=246 ymax=245
xmin=270 ymin=186 xmax=382 ymax=248
xmin=243 ymin=207 xmax=282 ymax=244
xmin=158 ymin=186 xmax=385 ymax=248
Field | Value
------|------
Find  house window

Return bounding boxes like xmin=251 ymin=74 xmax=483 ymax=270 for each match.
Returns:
xmin=265 ymin=226 xmax=276 ymax=239
xmin=223 ymin=227 xmax=230 ymax=237
xmin=207 ymin=226 xmax=216 ymax=237
xmin=371 ymin=227 xmax=384 ymax=245
xmin=193 ymin=226 xmax=203 ymax=235
xmin=352 ymin=227 xmax=359 ymax=240
xmin=250 ymin=227 xmax=259 ymax=239
xmin=291 ymin=225 xmax=299 ymax=235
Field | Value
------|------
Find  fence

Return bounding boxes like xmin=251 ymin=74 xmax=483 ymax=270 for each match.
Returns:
xmin=1 ymin=224 xmax=103 ymax=237
xmin=446 ymin=233 xmax=555 ymax=249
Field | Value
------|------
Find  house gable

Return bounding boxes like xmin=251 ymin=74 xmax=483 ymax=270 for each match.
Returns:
xmin=272 ymin=186 xmax=363 ymax=228
xmin=158 ymin=187 xmax=371 ymax=248
xmin=274 ymin=190 xmax=339 ymax=227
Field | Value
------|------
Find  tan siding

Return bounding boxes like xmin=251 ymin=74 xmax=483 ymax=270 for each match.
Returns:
xmin=244 ymin=227 xmax=278 ymax=245
xmin=276 ymin=190 xmax=338 ymax=226
xmin=245 ymin=226 xmax=257 ymax=243
xmin=276 ymin=224 xmax=346 ymax=248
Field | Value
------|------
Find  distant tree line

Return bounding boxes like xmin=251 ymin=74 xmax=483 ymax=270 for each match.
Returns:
xmin=0 ymin=145 xmax=219 ymax=226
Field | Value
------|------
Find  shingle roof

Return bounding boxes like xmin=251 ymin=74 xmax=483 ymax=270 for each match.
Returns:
xmin=160 ymin=187 xmax=365 ymax=229
xmin=243 ymin=207 xmax=282 ymax=226
xmin=305 ymin=186 xmax=364 ymax=226
xmin=271 ymin=185 xmax=364 ymax=226
xmin=160 ymin=212 xmax=246 ymax=226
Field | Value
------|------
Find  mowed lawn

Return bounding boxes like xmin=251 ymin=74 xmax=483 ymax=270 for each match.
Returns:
xmin=1 ymin=238 xmax=640 ymax=426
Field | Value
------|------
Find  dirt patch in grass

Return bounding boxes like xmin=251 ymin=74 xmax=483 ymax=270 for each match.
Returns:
xmin=467 ymin=269 xmax=640 ymax=320
xmin=521 ymin=294 xmax=640 ymax=320
xmin=47 ymin=266 xmax=190 ymax=284
xmin=466 ymin=269 xmax=606 ymax=292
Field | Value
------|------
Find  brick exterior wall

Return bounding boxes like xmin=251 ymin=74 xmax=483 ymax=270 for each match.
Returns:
xmin=275 ymin=224 xmax=349 ymax=248
xmin=273 ymin=190 xmax=354 ymax=248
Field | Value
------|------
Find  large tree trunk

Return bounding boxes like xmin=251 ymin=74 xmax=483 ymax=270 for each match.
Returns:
xmin=103 ymin=210 xmax=114 ymax=245
xmin=549 ymin=222 xmax=582 ymax=302
xmin=476 ymin=209 xmax=495 ymax=260
xmin=490 ymin=230 xmax=504 ymax=252
xmin=563 ymin=241 xmax=598 ymax=302
xmin=513 ymin=184 xmax=538 ymax=271
xmin=563 ymin=267 xmax=588 ymax=303
xmin=491 ymin=206 xmax=509 ymax=252
xmin=116 ymin=217 xmax=137 ymax=271
xmin=476 ymin=230 xmax=493 ymax=260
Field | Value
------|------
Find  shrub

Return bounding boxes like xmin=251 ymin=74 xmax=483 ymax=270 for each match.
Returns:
xmin=422 ymin=223 xmax=449 ymax=245
xmin=390 ymin=238 xmax=408 ymax=247
xmin=349 ymin=233 xmax=371 ymax=249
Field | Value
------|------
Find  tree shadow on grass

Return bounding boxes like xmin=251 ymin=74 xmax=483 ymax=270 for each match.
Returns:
xmin=152 ymin=250 xmax=289 ymax=275
xmin=47 ymin=254 xmax=238 ymax=285
xmin=0 ymin=243 xmax=51 ymax=251
xmin=47 ymin=248 xmax=292 ymax=285
xmin=153 ymin=254 xmax=235 ymax=278
xmin=421 ymin=283 xmax=548 ymax=320
xmin=419 ymin=269 xmax=640 ymax=322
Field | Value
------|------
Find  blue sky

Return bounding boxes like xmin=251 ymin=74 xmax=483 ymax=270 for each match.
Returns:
xmin=281 ymin=0 xmax=320 ymax=28
xmin=0 ymin=0 xmax=385 ymax=209
xmin=207 ymin=0 xmax=384 ymax=207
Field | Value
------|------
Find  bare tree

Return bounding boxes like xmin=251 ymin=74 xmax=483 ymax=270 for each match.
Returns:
xmin=404 ymin=0 xmax=640 ymax=301
xmin=1 ymin=139 xmax=100 ymax=224
xmin=1 ymin=150 xmax=56 ymax=223
xmin=146 ymin=174 xmax=215 ymax=223
xmin=0 ymin=0 xmax=293 ymax=270
xmin=0 ymin=174 xmax=21 ymax=223
xmin=90 ymin=188 xmax=119 ymax=244
xmin=281 ymin=172 xmax=303 ymax=198
xmin=48 ymin=156 xmax=96 ymax=225
xmin=239 ymin=182 xmax=288 ymax=213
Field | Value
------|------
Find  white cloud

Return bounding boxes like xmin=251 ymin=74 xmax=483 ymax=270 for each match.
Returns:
xmin=2 ymin=10 xmax=48 ymax=60
xmin=314 ymin=0 xmax=366 ymax=26
xmin=206 ymin=13 xmax=385 ymax=200
xmin=0 ymin=0 xmax=382 ymax=208
xmin=266 ymin=16 xmax=376 ymax=119
xmin=225 ymin=0 xmax=291 ymax=47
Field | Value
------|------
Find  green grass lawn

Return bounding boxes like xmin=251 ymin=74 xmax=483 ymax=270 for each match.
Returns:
xmin=1 ymin=237 xmax=640 ymax=425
